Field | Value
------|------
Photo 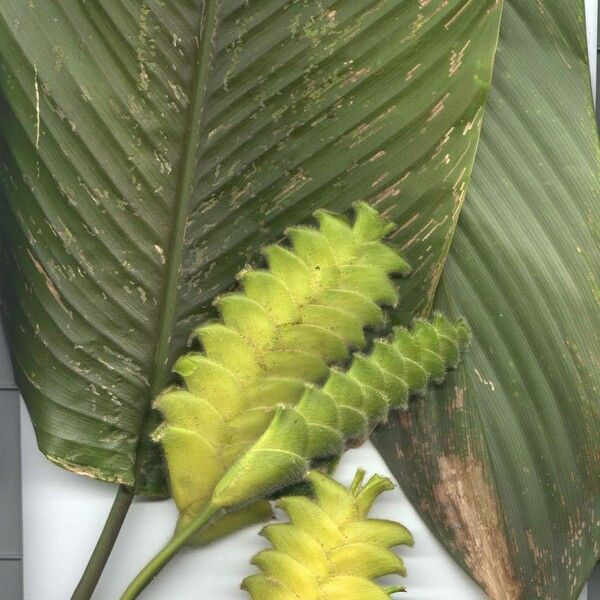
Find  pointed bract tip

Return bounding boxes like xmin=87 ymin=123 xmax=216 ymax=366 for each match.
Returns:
xmin=352 ymin=201 xmax=397 ymax=241
xmin=454 ymin=317 xmax=471 ymax=349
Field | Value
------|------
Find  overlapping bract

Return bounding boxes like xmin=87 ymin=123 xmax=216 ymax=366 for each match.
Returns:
xmin=154 ymin=203 xmax=409 ymax=522
xmin=210 ymin=314 xmax=469 ymax=510
xmin=243 ymin=470 xmax=413 ymax=600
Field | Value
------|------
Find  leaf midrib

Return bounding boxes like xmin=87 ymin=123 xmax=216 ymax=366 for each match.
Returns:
xmin=131 ymin=0 xmax=220 ymax=490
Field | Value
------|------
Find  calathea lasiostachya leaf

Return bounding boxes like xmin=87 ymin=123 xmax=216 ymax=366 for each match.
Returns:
xmin=121 ymin=313 xmax=469 ymax=598
xmin=372 ymin=0 xmax=600 ymax=598
xmin=0 ymin=0 xmax=501 ymax=494
xmin=243 ymin=469 xmax=413 ymax=600
xmin=155 ymin=202 xmax=409 ymax=538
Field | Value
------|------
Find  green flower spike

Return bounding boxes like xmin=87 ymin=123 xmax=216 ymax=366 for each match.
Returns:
xmin=153 ymin=202 xmax=410 ymax=538
xmin=123 ymin=317 xmax=469 ymax=599
xmin=242 ymin=469 xmax=413 ymax=600
xmin=210 ymin=314 xmax=470 ymax=510
xmin=121 ymin=207 xmax=469 ymax=599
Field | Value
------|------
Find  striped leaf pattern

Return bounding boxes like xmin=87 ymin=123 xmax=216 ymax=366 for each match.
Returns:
xmin=0 ymin=0 xmax=502 ymax=494
xmin=372 ymin=1 xmax=600 ymax=597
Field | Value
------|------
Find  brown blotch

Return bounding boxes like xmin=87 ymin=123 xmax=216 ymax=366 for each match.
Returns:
xmin=451 ymin=385 xmax=465 ymax=410
xmin=27 ymin=249 xmax=72 ymax=317
xmin=434 ymin=454 xmax=523 ymax=599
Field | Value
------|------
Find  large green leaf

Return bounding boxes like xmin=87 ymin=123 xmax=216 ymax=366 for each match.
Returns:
xmin=0 ymin=1 xmax=502 ymax=494
xmin=373 ymin=1 xmax=600 ymax=597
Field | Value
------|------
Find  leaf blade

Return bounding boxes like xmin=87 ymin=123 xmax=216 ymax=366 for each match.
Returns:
xmin=0 ymin=0 xmax=502 ymax=493
xmin=373 ymin=1 xmax=600 ymax=597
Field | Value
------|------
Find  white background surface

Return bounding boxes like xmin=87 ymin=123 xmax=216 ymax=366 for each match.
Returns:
xmin=21 ymin=3 xmax=598 ymax=599
xmin=21 ymin=407 xmax=487 ymax=600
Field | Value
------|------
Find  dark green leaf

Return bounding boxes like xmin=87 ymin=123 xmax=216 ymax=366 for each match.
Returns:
xmin=373 ymin=1 xmax=600 ymax=597
xmin=0 ymin=1 xmax=502 ymax=494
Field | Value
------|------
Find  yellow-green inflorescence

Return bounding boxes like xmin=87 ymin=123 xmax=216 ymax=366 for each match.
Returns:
xmin=123 ymin=204 xmax=471 ymax=599
xmin=209 ymin=313 xmax=469 ymax=511
xmin=154 ymin=202 xmax=411 ymax=532
xmin=243 ymin=470 xmax=413 ymax=600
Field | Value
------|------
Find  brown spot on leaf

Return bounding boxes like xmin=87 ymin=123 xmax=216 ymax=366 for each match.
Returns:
xmin=434 ymin=455 xmax=523 ymax=599
xmin=427 ymin=93 xmax=449 ymax=122
xmin=451 ymin=385 xmax=465 ymax=410
xmin=48 ymin=453 xmax=130 ymax=485
xmin=405 ymin=63 xmax=422 ymax=81
xmin=28 ymin=249 xmax=72 ymax=317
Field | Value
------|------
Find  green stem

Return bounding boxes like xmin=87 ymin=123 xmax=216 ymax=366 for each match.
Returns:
xmin=120 ymin=504 xmax=220 ymax=600
xmin=383 ymin=585 xmax=406 ymax=595
xmin=72 ymin=485 xmax=134 ymax=600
